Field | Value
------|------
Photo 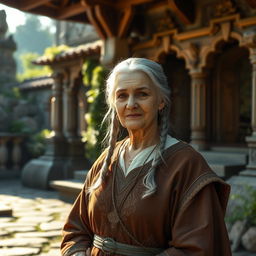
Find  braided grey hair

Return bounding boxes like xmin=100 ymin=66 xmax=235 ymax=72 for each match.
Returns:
xmin=88 ymin=58 xmax=171 ymax=197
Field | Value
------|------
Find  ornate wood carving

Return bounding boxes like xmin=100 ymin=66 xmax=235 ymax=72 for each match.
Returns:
xmin=214 ymin=0 xmax=236 ymax=18
xmin=156 ymin=10 xmax=175 ymax=32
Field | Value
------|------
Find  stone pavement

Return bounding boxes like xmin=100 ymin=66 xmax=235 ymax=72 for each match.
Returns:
xmin=0 ymin=179 xmax=72 ymax=256
xmin=0 ymin=179 xmax=255 ymax=256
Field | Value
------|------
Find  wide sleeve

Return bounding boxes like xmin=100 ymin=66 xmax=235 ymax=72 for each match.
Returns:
xmin=61 ymin=152 xmax=106 ymax=256
xmin=160 ymin=182 xmax=231 ymax=256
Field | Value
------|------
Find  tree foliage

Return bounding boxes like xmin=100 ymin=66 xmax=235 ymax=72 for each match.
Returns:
xmin=13 ymin=14 xmax=54 ymax=73
xmin=16 ymin=52 xmax=51 ymax=81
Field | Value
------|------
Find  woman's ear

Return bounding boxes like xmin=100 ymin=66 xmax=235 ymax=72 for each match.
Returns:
xmin=158 ymin=101 xmax=165 ymax=111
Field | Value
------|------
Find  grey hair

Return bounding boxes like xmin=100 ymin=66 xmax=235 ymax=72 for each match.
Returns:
xmin=88 ymin=58 xmax=171 ymax=197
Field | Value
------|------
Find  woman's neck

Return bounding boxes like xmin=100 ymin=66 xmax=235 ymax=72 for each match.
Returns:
xmin=127 ymin=125 xmax=159 ymax=152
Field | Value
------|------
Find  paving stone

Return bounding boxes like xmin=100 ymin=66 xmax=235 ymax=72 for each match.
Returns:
xmin=0 ymin=237 xmax=48 ymax=247
xmin=40 ymin=221 xmax=64 ymax=231
xmin=0 ymin=231 xmax=11 ymax=237
xmin=15 ymin=230 xmax=61 ymax=238
xmin=14 ymin=210 xmax=52 ymax=217
xmin=17 ymin=216 xmax=53 ymax=224
xmin=0 ymin=222 xmax=36 ymax=228
xmin=5 ymin=226 xmax=36 ymax=232
xmin=0 ymin=247 xmax=40 ymax=256
xmin=39 ymin=248 xmax=61 ymax=256
xmin=50 ymin=241 xmax=61 ymax=248
xmin=0 ymin=217 xmax=15 ymax=222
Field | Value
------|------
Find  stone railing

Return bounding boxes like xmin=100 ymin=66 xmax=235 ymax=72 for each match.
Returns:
xmin=0 ymin=133 xmax=30 ymax=178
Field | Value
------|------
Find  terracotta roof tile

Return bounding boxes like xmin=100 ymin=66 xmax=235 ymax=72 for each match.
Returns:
xmin=34 ymin=40 xmax=102 ymax=65
xmin=18 ymin=76 xmax=53 ymax=90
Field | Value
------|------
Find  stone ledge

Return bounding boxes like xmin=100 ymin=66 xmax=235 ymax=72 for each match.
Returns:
xmin=50 ymin=180 xmax=83 ymax=203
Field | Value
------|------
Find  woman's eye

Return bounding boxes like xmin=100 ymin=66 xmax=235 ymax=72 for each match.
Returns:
xmin=117 ymin=93 xmax=127 ymax=99
xmin=138 ymin=92 xmax=148 ymax=97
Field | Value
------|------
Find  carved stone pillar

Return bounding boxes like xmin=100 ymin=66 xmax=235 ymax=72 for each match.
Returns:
xmin=0 ymin=137 xmax=8 ymax=170
xmin=51 ymin=72 xmax=64 ymax=138
xmin=100 ymin=37 xmax=130 ymax=68
xmin=12 ymin=137 xmax=22 ymax=171
xmin=63 ymin=67 xmax=80 ymax=140
xmin=239 ymin=32 xmax=256 ymax=177
xmin=22 ymin=70 xmax=69 ymax=189
xmin=189 ymin=71 xmax=208 ymax=150
xmin=62 ymin=64 xmax=89 ymax=173
xmin=22 ymin=59 xmax=90 ymax=189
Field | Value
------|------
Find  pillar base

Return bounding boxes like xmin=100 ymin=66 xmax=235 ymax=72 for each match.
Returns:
xmin=21 ymin=136 xmax=90 ymax=190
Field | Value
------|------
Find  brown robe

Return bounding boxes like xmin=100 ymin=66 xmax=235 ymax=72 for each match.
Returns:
xmin=61 ymin=141 xmax=232 ymax=256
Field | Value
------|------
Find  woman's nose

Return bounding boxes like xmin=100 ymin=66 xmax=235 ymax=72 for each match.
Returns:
xmin=126 ymin=95 xmax=137 ymax=109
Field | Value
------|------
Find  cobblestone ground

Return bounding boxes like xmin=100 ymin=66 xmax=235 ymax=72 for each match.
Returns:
xmin=0 ymin=179 xmax=255 ymax=256
xmin=0 ymin=179 xmax=72 ymax=256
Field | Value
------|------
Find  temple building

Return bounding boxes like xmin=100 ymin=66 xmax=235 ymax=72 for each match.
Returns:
xmin=0 ymin=0 xmax=255 ymax=192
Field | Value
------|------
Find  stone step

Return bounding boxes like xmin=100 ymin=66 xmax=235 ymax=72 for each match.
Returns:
xmin=74 ymin=170 xmax=89 ymax=181
xmin=50 ymin=180 xmax=84 ymax=203
xmin=209 ymin=163 xmax=245 ymax=179
xmin=200 ymin=151 xmax=248 ymax=165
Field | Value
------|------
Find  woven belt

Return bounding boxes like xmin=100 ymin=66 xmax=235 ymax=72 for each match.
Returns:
xmin=93 ymin=234 xmax=163 ymax=256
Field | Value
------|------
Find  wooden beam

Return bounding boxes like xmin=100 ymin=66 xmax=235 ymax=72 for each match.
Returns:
xmin=86 ymin=6 xmax=107 ymax=39
xmin=118 ymin=7 xmax=134 ymax=37
xmin=19 ymin=0 xmax=51 ymax=11
xmin=57 ymin=2 xmax=88 ymax=19
xmin=95 ymin=4 xmax=115 ymax=37
xmin=244 ymin=0 xmax=256 ymax=8
xmin=168 ymin=0 xmax=194 ymax=24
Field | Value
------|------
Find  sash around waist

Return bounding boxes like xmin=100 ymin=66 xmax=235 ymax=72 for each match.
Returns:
xmin=93 ymin=234 xmax=164 ymax=256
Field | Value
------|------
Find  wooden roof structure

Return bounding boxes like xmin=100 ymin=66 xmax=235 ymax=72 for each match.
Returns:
xmin=0 ymin=0 xmax=198 ymax=39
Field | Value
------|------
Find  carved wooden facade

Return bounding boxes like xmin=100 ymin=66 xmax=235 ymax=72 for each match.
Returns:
xmin=2 ymin=0 xmax=256 ymax=185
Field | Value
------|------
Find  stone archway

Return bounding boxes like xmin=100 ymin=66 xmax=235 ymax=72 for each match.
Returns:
xmin=207 ymin=40 xmax=251 ymax=145
xmin=159 ymin=52 xmax=191 ymax=142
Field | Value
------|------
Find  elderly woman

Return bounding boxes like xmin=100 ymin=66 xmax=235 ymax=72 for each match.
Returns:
xmin=61 ymin=58 xmax=231 ymax=256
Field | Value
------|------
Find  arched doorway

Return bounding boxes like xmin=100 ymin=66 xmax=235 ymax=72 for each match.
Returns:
xmin=209 ymin=41 xmax=251 ymax=146
xmin=161 ymin=53 xmax=191 ymax=142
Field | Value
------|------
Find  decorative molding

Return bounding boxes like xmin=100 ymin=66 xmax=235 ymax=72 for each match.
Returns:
xmin=156 ymin=10 xmax=175 ymax=32
xmin=214 ymin=0 xmax=236 ymax=18
xmin=221 ymin=22 xmax=231 ymax=41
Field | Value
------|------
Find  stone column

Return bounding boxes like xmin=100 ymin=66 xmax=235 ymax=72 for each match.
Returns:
xmin=234 ymin=31 xmax=256 ymax=177
xmin=189 ymin=70 xmax=208 ymax=150
xmin=22 ymin=70 xmax=69 ymax=189
xmin=241 ymin=46 xmax=256 ymax=176
xmin=51 ymin=72 xmax=64 ymax=138
xmin=63 ymin=67 xmax=81 ymax=140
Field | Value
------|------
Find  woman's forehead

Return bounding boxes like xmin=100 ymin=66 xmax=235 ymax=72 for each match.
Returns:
xmin=115 ymin=71 xmax=153 ymax=87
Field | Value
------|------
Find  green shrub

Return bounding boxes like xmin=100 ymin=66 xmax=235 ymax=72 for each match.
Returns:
xmin=27 ymin=129 xmax=52 ymax=157
xmin=227 ymin=185 xmax=256 ymax=225
xmin=82 ymin=60 xmax=108 ymax=161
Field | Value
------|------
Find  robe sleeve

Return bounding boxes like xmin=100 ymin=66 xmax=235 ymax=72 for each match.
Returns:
xmin=159 ymin=182 xmax=231 ymax=256
xmin=61 ymin=152 xmax=107 ymax=256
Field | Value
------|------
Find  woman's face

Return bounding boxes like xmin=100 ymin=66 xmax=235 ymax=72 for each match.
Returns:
xmin=114 ymin=71 xmax=164 ymax=133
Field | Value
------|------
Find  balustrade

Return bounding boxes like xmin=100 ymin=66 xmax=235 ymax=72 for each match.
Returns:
xmin=0 ymin=133 xmax=29 ymax=178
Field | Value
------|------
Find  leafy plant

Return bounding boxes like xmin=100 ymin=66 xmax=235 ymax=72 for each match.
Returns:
xmin=44 ymin=44 xmax=70 ymax=60
xmin=9 ymin=120 xmax=33 ymax=134
xmin=82 ymin=60 xmax=108 ymax=161
xmin=226 ymin=185 xmax=256 ymax=225
xmin=27 ymin=129 xmax=52 ymax=157
xmin=16 ymin=52 xmax=51 ymax=81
